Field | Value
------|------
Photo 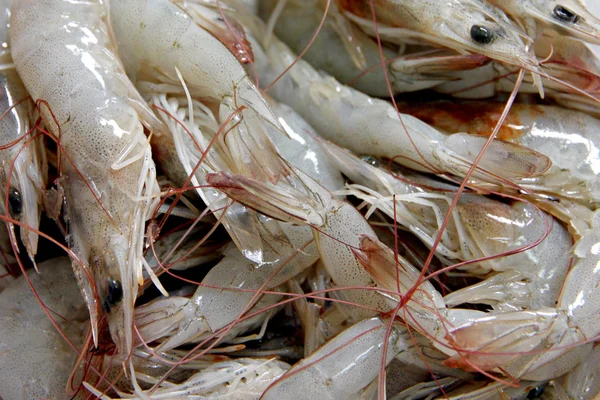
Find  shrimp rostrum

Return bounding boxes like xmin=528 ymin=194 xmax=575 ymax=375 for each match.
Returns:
xmin=10 ymin=0 xmax=161 ymax=353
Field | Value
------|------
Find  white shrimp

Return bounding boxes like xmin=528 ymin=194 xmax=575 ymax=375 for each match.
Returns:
xmin=262 ymin=317 xmax=411 ymax=400
xmin=487 ymin=0 xmax=600 ymax=44
xmin=258 ymin=0 xmax=472 ymax=97
xmin=433 ymin=34 xmax=600 ymax=118
xmin=400 ymin=100 xmax=600 ymax=236
xmin=10 ymin=0 xmax=161 ymax=353
xmin=401 ymin=101 xmax=600 ymax=204
xmin=0 ymin=0 xmax=45 ymax=262
xmin=225 ymin=10 xmax=551 ymax=191
xmin=443 ymin=211 xmax=600 ymax=381
xmin=542 ymin=344 xmax=600 ymax=399
xmin=86 ymin=357 xmax=290 ymax=400
xmin=336 ymin=0 xmax=540 ymax=72
xmin=319 ymin=139 xmax=572 ymax=311
xmin=109 ymin=0 xmax=298 ymax=263
xmin=131 ymin=90 xmax=343 ymax=350
xmin=0 ymin=257 xmax=88 ymax=400
xmin=134 ymin=223 xmax=317 ymax=350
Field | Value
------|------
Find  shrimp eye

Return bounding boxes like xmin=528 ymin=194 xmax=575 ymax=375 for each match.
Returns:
xmin=102 ymin=277 xmax=123 ymax=313
xmin=8 ymin=187 xmax=22 ymax=216
xmin=360 ymin=155 xmax=380 ymax=167
xmin=553 ymin=6 xmax=578 ymax=23
xmin=527 ymin=383 xmax=546 ymax=399
xmin=470 ymin=25 xmax=495 ymax=44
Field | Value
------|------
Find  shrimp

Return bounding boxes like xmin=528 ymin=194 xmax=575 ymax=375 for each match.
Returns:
xmin=109 ymin=0 xmax=312 ymax=264
xmin=442 ymin=211 xmax=600 ymax=381
xmin=10 ymin=0 xmax=161 ymax=353
xmin=132 ymin=90 xmax=343 ymax=350
xmin=544 ymin=343 xmax=600 ymax=399
xmin=135 ymin=102 xmax=349 ymax=349
xmin=258 ymin=0 xmax=484 ymax=97
xmin=336 ymin=0 xmax=540 ymax=71
xmin=263 ymin=313 xmax=478 ymax=400
xmin=262 ymin=317 xmax=411 ymax=400
xmin=230 ymin=12 xmax=550 ymax=190
xmin=0 ymin=0 xmax=45 ymax=263
xmin=487 ymin=0 xmax=600 ymax=44
xmin=433 ymin=34 xmax=600 ymax=117
xmin=0 ymin=257 xmax=88 ymax=400
xmin=319 ymin=139 xmax=572 ymax=311
xmin=87 ymin=357 xmax=290 ymax=400
xmin=401 ymin=101 xmax=600 ymax=207
xmin=135 ymin=222 xmax=317 ymax=351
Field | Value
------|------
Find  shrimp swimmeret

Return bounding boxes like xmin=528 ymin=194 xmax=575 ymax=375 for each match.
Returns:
xmin=10 ymin=0 xmax=161 ymax=354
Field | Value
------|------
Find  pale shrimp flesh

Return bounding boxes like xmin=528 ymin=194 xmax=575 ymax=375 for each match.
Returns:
xmin=487 ymin=0 xmax=600 ymax=44
xmin=337 ymin=0 xmax=540 ymax=71
xmin=0 ymin=0 xmax=45 ymax=263
xmin=110 ymin=0 xmax=306 ymax=264
xmin=233 ymin=14 xmax=551 ymax=191
xmin=319 ymin=138 xmax=573 ymax=311
xmin=444 ymin=211 xmax=600 ymax=380
xmin=258 ymin=0 xmax=481 ymax=97
xmin=10 ymin=0 xmax=161 ymax=352
xmin=401 ymin=101 xmax=600 ymax=206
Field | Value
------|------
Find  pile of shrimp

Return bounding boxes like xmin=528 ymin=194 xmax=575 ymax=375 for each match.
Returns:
xmin=2 ymin=0 xmax=600 ymax=398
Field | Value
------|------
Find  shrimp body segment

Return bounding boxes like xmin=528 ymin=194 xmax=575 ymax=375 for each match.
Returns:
xmin=10 ymin=0 xmax=161 ymax=351
xmin=445 ymin=214 xmax=600 ymax=380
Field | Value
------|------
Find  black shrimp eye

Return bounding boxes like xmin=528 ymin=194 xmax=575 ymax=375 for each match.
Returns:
xmin=102 ymin=277 xmax=123 ymax=313
xmin=470 ymin=25 xmax=495 ymax=44
xmin=527 ymin=383 xmax=546 ymax=399
xmin=360 ymin=155 xmax=380 ymax=168
xmin=8 ymin=187 xmax=22 ymax=216
xmin=553 ymin=5 xmax=579 ymax=23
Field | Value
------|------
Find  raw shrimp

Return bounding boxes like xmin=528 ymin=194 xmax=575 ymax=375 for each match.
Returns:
xmin=0 ymin=257 xmax=87 ymax=400
xmin=87 ymin=357 xmax=290 ymax=400
xmin=0 ymin=0 xmax=45 ymax=262
xmin=108 ymin=0 xmax=284 ymax=183
xmin=263 ymin=314 xmax=476 ymax=400
xmin=135 ymin=222 xmax=317 ymax=351
xmin=258 ymin=0 xmax=480 ymax=97
xmin=133 ymin=94 xmax=344 ymax=350
xmin=206 ymin=157 xmax=494 ymax=377
xmin=544 ymin=343 xmax=600 ymax=399
xmin=337 ymin=0 xmax=540 ymax=71
xmin=444 ymin=211 xmax=600 ymax=380
xmin=10 ymin=0 xmax=161 ymax=352
xmin=231 ymin=12 xmax=550 ymax=189
xmin=262 ymin=317 xmax=411 ymax=400
xmin=401 ymin=101 xmax=600 ymax=206
xmin=433 ymin=34 xmax=600 ymax=117
xmin=110 ymin=0 xmax=309 ymax=263
xmin=319 ymin=139 xmax=572 ymax=311
xmin=487 ymin=0 xmax=600 ymax=44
